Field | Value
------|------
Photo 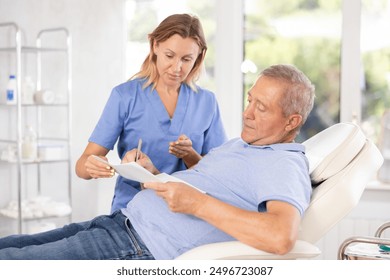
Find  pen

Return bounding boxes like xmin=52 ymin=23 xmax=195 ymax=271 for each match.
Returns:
xmin=135 ymin=138 xmax=142 ymax=162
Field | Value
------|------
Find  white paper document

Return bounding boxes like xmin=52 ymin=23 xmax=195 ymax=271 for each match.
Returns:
xmin=92 ymin=155 xmax=204 ymax=193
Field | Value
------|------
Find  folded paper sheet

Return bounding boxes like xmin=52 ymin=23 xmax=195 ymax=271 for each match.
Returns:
xmin=92 ymin=155 xmax=204 ymax=193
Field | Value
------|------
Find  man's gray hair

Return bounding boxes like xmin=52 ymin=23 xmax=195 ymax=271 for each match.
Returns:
xmin=260 ymin=64 xmax=315 ymax=128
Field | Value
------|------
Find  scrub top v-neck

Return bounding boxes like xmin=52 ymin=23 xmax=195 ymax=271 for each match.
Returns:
xmin=145 ymin=85 xmax=189 ymax=135
xmin=89 ymin=78 xmax=227 ymax=212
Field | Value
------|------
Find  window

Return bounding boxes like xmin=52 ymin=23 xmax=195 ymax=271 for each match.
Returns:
xmin=360 ymin=0 xmax=390 ymax=181
xmin=125 ymin=0 xmax=389 ymax=150
xmin=360 ymin=0 xmax=390 ymax=144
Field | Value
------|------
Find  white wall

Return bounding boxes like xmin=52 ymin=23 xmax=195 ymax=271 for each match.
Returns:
xmin=0 ymin=0 xmax=126 ymax=222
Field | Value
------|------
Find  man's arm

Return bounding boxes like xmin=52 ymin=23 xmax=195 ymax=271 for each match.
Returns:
xmin=143 ymin=182 xmax=302 ymax=255
xmin=195 ymin=195 xmax=301 ymax=255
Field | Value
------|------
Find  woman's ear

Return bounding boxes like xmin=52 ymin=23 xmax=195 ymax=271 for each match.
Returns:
xmin=286 ymin=114 xmax=302 ymax=132
xmin=153 ymin=41 xmax=159 ymax=55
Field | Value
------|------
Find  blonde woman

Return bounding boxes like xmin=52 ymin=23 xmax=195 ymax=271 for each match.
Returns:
xmin=76 ymin=14 xmax=227 ymax=212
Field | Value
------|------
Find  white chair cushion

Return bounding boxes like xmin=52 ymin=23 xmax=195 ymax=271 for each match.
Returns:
xmin=175 ymin=240 xmax=321 ymax=260
xmin=299 ymin=139 xmax=383 ymax=243
xmin=303 ymin=122 xmax=366 ymax=184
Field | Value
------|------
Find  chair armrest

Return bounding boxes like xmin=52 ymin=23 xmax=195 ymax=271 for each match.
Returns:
xmin=338 ymin=236 xmax=390 ymax=260
xmin=375 ymin=222 xmax=390 ymax=237
xmin=175 ymin=240 xmax=321 ymax=260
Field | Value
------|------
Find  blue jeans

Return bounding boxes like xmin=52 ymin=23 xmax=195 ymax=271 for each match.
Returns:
xmin=0 ymin=211 xmax=154 ymax=260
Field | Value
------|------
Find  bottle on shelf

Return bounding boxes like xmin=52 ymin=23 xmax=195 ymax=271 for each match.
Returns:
xmin=33 ymin=89 xmax=55 ymax=104
xmin=22 ymin=125 xmax=38 ymax=161
xmin=6 ymin=74 xmax=17 ymax=105
xmin=22 ymin=76 xmax=35 ymax=104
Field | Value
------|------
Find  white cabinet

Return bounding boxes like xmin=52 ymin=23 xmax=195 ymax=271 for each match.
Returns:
xmin=0 ymin=22 xmax=72 ymax=234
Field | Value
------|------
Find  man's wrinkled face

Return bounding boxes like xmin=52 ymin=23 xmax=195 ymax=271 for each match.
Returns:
xmin=241 ymin=76 xmax=291 ymax=145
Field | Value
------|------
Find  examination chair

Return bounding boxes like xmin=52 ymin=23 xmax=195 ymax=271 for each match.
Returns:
xmin=176 ymin=122 xmax=384 ymax=260
xmin=338 ymin=222 xmax=390 ymax=260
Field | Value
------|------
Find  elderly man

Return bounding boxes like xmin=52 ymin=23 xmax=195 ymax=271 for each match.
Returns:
xmin=0 ymin=64 xmax=315 ymax=260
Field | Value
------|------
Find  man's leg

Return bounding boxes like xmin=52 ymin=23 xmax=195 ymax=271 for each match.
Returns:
xmin=0 ymin=221 xmax=89 ymax=249
xmin=0 ymin=211 xmax=154 ymax=260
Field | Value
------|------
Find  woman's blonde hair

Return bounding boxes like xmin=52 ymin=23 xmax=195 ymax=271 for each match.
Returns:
xmin=130 ymin=14 xmax=207 ymax=91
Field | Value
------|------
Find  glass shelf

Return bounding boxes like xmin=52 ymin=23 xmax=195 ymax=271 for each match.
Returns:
xmin=0 ymin=46 xmax=68 ymax=53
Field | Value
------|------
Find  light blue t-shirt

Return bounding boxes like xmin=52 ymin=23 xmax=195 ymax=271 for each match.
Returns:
xmin=123 ymin=138 xmax=312 ymax=260
xmin=89 ymin=78 xmax=227 ymax=212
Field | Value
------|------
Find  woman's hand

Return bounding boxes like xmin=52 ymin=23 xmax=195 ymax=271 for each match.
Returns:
xmin=122 ymin=149 xmax=160 ymax=175
xmin=169 ymin=134 xmax=202 ymax=168
xmin=75 ymin=142 xmax=113 ymax=180
xmin=84 ymin=155 xmax=115 ymax=179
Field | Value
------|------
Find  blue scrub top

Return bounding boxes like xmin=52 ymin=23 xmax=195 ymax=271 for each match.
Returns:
xmin=89 ymin=78 xmax=227 ymax=212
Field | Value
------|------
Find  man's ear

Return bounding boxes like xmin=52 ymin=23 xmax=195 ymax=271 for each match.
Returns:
xmin=285 ymin=114 xmax=302 ymax=132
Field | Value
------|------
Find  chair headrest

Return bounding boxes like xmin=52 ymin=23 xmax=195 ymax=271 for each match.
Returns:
xmin=303 ymin=123 xmax=366 ymax=184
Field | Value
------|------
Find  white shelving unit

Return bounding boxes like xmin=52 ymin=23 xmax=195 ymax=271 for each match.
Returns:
xmin=0 ymin=22 xmax=72 ymax=234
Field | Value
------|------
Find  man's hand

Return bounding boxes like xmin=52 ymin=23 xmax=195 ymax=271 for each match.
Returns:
xmin=143 ymin=181 xmax=207 ymax=214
